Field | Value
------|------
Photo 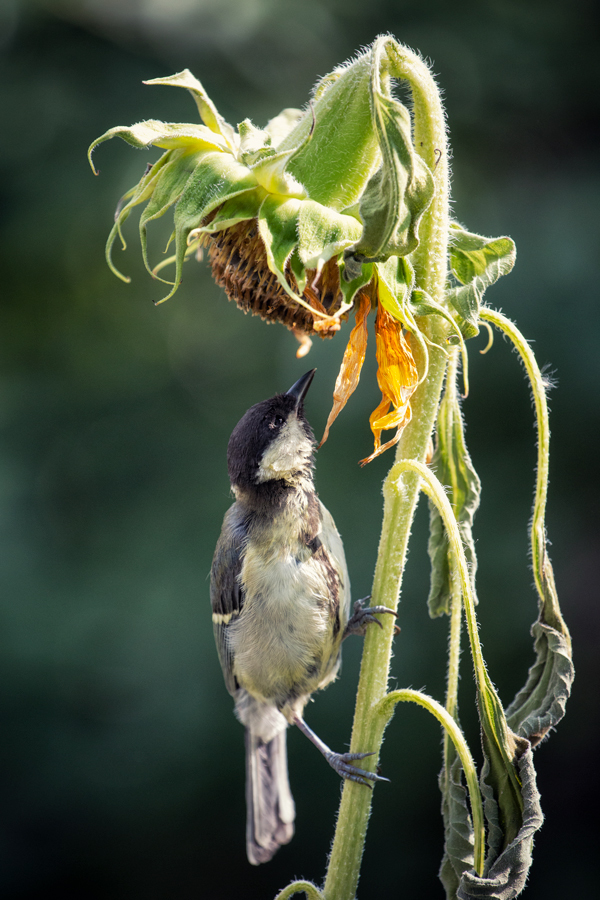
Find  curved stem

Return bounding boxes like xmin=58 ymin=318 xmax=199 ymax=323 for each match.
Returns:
xmin=391 ymin=459 xmax=523 ymax=816
xmin=323 ymin=40 xmax=450 ymax=900
xmin=479 ymin=307 xmax=569 ymax=642
xmin=274 ymin=882 xmax=323 ymax=900
xmin=390 ymin=460 xmax=486 ymax=694
xmin=441 ymin=351 xmax=463 ymax=727
xmin=371 ymin=688 xmax=484 ymax=876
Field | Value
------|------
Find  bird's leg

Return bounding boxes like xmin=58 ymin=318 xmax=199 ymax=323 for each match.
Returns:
xmin=343 ymin=596 xmax=398 ymax=639
xmin=292 ymin=715 xmax=389 ymax=787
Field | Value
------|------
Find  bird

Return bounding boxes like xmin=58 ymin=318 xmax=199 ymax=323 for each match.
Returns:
xmin=210 ymin=369 xmax=396 ymax=864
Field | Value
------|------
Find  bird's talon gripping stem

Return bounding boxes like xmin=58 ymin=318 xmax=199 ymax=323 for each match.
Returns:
xmin=343 ymin=596 xmax=397 ymax=638
xmin=293 ymin=717 xmax=389 ymax=787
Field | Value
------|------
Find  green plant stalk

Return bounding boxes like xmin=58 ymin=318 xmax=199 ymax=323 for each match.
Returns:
xmin=323 ymin=44 xmax=450 ymax=900
xmin=441 ymin=350 xmax=464 ymax=777
xmin=392 ymin=458 xmax=523 ymax=822
xmin=479 ymin=307 xmax=569 ymax=643
xmin=274 ymin=881 xmax=324 ymax=900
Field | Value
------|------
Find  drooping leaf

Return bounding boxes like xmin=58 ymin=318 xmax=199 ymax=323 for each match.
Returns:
xmin=458 ymin=745 xmax=542 ymax=900
xmin=428 ymin=369 xmax=481 ymax=617
xmin=505 ymin=549 xmax=574 ymax=745
xmin=194 ymin=188 xmax=266 ymax=236
xmin=439 ymin=748 xmax=475 ymax=900
xmin=446 ymin=224 xmax=516 ymax=338
xmin=478 ymin=676 xmax=524 ymax=859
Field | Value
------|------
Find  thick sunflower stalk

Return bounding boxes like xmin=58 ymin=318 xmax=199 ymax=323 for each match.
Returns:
xmin=90 ymin=36 xmax=573 ymax=900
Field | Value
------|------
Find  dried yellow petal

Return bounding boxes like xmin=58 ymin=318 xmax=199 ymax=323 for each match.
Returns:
xmin=320 ymin=292 xmax=371 ymax=446
xmin=360 ymin=303 xmax=418 ymax=465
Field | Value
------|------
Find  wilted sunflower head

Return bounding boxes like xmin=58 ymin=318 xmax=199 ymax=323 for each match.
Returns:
xmin=90 ymin=36 xmax=470 ymax=461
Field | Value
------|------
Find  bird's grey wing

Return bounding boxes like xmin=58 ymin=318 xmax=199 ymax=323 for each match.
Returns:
xmin=210 ymin=504 xmax=249 ymax=695
xmin=318 ymin=501 xmax=351 ymax=632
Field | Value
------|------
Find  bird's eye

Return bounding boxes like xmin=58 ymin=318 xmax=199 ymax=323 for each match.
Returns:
xmin=267 ymin=414 xmax=285 ymax=430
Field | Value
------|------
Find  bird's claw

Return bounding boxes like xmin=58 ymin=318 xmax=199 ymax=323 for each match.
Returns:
xmin=326 ymin=750 xmax=390 ymax=787
xmin=344 ymin=597 xmax=397 ymax=638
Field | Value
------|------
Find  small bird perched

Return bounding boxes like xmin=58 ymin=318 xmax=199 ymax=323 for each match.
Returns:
xmin=211 ymin=370 xmax=395 ymax=864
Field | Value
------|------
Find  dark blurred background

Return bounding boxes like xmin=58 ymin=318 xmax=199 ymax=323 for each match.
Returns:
xmin=0 ymin=0 xmax=598 ymax=897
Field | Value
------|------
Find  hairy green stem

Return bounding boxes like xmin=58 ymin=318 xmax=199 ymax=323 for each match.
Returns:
xmin=479 ymin=307 xmax=569 ymax=642
xmin=323 ymin=40 xmax=450 ymax=900
xmin=274 ymin=881 xmax=324 ymax=900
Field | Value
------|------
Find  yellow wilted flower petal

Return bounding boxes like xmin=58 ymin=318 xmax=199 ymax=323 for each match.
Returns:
xmin=360 ymin=303 xmax=418 ymax=465
xmin=320 ymin=292 xmax=371 ymax=447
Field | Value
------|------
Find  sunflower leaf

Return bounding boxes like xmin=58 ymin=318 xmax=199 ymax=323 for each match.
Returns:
xmin=447 ymin=224 xmax=516 ymax=338
xmin=428 ymin=374 xmax=481 ymax=617
xmin=457 ymin=745 xmax=542 ymax=900
xmin=439 ymin=749 xmax=475 ymax=900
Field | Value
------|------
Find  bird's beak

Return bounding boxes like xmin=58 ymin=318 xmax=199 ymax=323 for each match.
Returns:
xmin=285 ymin=369 xmax=316 ymax=409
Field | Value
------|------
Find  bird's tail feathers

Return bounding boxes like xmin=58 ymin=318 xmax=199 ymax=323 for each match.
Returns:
xmin=246 ymin=728 xmax=295 ymax=865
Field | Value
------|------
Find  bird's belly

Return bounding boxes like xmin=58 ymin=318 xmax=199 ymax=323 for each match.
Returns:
xmin=229 ymin=553 xmax=338 ymax=705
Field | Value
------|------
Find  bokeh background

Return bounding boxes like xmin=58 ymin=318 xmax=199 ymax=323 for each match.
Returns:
xmin=1 ymin=1 xmax=598 ymax=897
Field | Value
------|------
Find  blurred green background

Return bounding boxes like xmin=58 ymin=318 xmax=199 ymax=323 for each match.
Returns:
xmin=1 ymin=0 xmax=598 ymax=897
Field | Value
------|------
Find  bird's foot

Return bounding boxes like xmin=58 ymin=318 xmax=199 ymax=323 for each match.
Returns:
xmin=325 ymin=749 xmax=389 ymax=788
xmin=344 ymin=596 xmax=398 ymax=638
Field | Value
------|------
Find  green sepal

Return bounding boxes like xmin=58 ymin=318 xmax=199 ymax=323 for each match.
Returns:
xmin=163 ymin=152 xmax=258 ymax=302
xmin=257 ymin=194 xmax=302 ymax=300
xmin=427 ymin=371 xmax=481 ymax=617
xmin=104 ymin=151 xmax=173 ymax=281
xmin=88 ymin=120 xmax=227 ymax=171
xmin=296 ymin=201 xmax=362 ymax=270
xmin=347 ymin=103 xmax=433 ymax=264
xmin=264 ymin=108 xmax=304 ymax=146
xmin=144 ymin=69 xmax=238 ymax=150
xmin=446 ymin=223 xmax=516 ymax=338
xmin=375 ymin=256 xmax=414 ymax=323
xmin=237 ymin=119 xmax=276 ymax=167
xmin=339 ymin=262 xmax=373 ymax=308
xmin=197 ymin=187 xmax=266 ymax=235
xmin=289 ymin=249 xmax=307 ymax=295
xmin=139 ymin=148 xmax=202 ymax=282
xmin=280 ymin=51 xmax=381 ymax=210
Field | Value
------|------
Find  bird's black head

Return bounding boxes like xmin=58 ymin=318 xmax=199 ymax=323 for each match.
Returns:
xmin=227 ymin=370 xmax=316 ymax=495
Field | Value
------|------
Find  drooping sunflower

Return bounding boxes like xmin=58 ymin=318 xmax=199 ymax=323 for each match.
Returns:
xmin=89 ymin=36 xmax=467 ymax=462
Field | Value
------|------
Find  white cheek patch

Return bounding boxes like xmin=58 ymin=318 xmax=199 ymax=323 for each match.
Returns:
xmin=257 ymin=417 xmax=312 ymax=482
